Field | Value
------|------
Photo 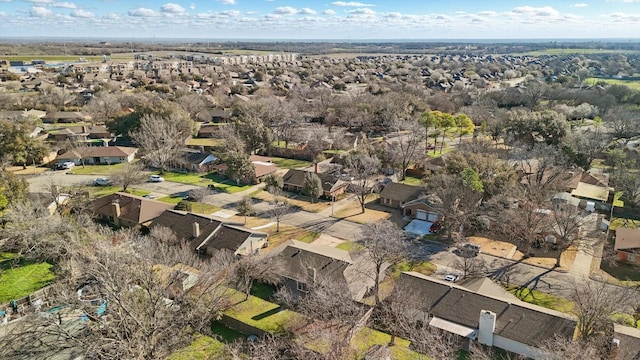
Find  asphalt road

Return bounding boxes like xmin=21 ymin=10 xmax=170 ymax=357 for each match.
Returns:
xmin=27 ymin=171 xmax=97 ymax=193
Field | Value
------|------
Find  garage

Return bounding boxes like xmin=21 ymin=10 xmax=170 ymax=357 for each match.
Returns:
xmin=427 ymin=212 xmax=439 ymax=222
xmin=416 ymin=209 xmax=427 ymax=221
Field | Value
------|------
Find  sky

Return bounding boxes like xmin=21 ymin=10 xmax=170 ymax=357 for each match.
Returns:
xmin=0 ymin=0 xmax=639 ymax=40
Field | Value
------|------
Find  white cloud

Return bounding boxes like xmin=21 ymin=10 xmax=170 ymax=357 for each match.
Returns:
xmin=52 ymin=2 xmax=76 ymax=8
xmin=0 ymin=11 xmax=6 ymax=15
xmin=299 ymin=8 xmax=317 ymax=15
xmin=216 ymin=0 xmax=236 ymax=4
xmin=70 ymin=9 xmax=93 ymax=18
xmin=332 ymin=1 xmax=374 ymax=6
xmin=25 ymin=0 xmax=54 ymax=3
xmin=512 ymin=6 xmax=560 ymax=17
xmin=161 ymin=3 xmax=186 ymax=15
xmin=348 ymin=8 xmax=376 ymax=15
xmin=572 ymin=3 xmax=589 ymax=7
xmin=477 ymin=11 xmax=497 ymax=16
xmin=273 ymin=6 xmax=298 ymax=15
xmin=323 ymin=9 xmax=336 ymax=15
xmin=128 ymin=7 xmax=161 ymax=17
xmin=0 ymin=0 xmax=11 ymax=3
xmin=189 ymin=3 xmax=196 ymax=10
xmin=30 ymin=6 xmax=52 ymax=17
xmin=220 ymin=10 xmax=240 ymax=17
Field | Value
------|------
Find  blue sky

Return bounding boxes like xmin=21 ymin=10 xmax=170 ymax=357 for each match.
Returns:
xmin=0 ymin=0 xmax=638 ymax=39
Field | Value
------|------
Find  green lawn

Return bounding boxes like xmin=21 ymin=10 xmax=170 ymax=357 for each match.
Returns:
xmin=205 ymin=174 xmax=253 ymax=193
xmin=270 ymin=157 xmax=312 ymax=169
xmin=400 ymin=176 xmax=423 ymax=186
xmin=223 ymin=293 xmax=300 ymax=335
xmin=351 ymin=327 xmax=426 ymax=360
xmin=586 ymin=78 xmax=640 ymax=91
xmin=166 ymin=334 xmax=225 ymax=360
xmin=158 ymin=172 xmax=252 ymax=194
xmin=0 ymin=258 xmax=56 ymax=303
xmin=506 ymin=285 xmax=574 ymax=313
xmin=392 ymin=260 xmax=437 ymax=279
xmin=85 ymin=185 xmax=149 ymax=199
xmin=185 ymin=138 xmax=225 ymax=147
xmin=610 ymin=217 xmax=640 ymax=230
xmin=336 ymin=241 xmax=366 ymax=251
xmin=69 ymin=163 xmax=130 ymax=175
xmin=210 ymin=322 xmax=245 ymax=343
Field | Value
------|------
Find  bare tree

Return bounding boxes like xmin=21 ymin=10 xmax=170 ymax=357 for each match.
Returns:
xmin=345 ymin=152 xmax=380 ymax=214
xmin=130 ymin=112 xmax=193 ymax=173
xmin=570 ymin=279 xmax=632 ymax=339
xmin=186 ymin=187 xmax=214 ymax=214
xmin=359 ymin=220 xmax=407 ymax=305
xmin=0 ymin=231 xmax=239 ymax=360
xmin=452 ymin=252 xmax=487 ymax=279
xmin=269 ymin=187 xmax=292 ymax=233
xmin=84 ymin=92 xmax=121 ymax=124
xmin=386 ymin=118 xmax=423 ymax=180
xmin=231 ymin=253 xmax=283 ymax=301
xmin=539 ymin=334 xmax=600 ymax=360
xmin=109 ymin=162 xmax=147 ymax=192
xmin=550 ymin=204 xmax=586 ymax=267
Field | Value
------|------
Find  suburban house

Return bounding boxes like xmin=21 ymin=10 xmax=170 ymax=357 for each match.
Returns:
xmin=378 ymin=182 xmax=422 ymax=209
xmin=213 ymin=155 xmax=279 ymax=184
xmin=177 ymin=151 xmax=218 ymax=173
xmin=282 ymin=168 xmax=349 ymax=199
xmin=401 ymin=194 xmax=442 ymax=222
xmin=150 ymin=210 xmax=268 ymax=257
xmin=196 ymin=124 xmax=219 ymax=138
xmin=48 ymin=127 xmax=89 ymax=142
xmin=91 ymin=193 xmax=175 ymax=228
xmin=395 ymin=272 xmax=577 ymax=360
xmin=43 ymin=111 xmax=89 ymax=123
xmin=614 ymin=227 xmax=640 ymax=265
xmin=274 ymin=240 xmax=380 ymax=301
xmin=55 ymin=146 xmax=138 ymax=166
xmin=86 ymin=125 xmax=113 ymax=139
xmin=196 ymin=108 xmax=232 ymax=123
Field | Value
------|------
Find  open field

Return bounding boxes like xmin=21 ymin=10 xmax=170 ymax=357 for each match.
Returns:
xmin=2 ymin=55 xmax=104 ymax=62
xmin=586 ymin=77 xmax=640 ymax=91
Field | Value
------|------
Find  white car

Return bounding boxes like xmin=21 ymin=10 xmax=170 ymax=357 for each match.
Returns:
xmin=57 ymin=161 xmax=75 ymax=170
xmin=149 ymin=175 xmax=164 ymax=183
xmin=93 ymin=177 xmax=113 ymax=186
xmin=444 ymin=274 xmax=459 ymax=282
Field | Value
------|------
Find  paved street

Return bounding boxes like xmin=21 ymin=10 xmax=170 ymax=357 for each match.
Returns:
xmin=27 ymin=171 xmax=96 ymax=193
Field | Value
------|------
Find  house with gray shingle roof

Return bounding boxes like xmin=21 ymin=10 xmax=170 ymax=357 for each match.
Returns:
xmin=394 ymin=272 xmax=577 ymax=360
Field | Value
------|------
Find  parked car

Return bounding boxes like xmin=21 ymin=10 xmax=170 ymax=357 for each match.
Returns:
xmin=93 ymin=178 xmax=113 ymax=186
xmin=149 ymin=175 xmax=164 ymax=182
xmin=56 ymin=161 xmax=75 ymax=170
xmin=444 ymin=274 xmax=459 ymax=282
xmin=455 ymin=243 xmax=481 ymax=258
xmin=143 ymin=194 xmax=155 ymax=199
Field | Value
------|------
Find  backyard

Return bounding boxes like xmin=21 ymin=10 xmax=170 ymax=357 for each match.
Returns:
xmin=0 ymin=253 xmax=56 ymax=304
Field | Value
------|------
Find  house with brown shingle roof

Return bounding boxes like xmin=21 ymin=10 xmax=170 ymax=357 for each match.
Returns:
xmin=394 ymin=272 xmax=577 ymax=360
xmin=91 ymin=192 xmax=174 ymax=228
xmin=378 ymin=182 xmax=422 ymax=209
xmin=55 ymin=146 xmax=137 ymax=166
xmin=614 ymin=227 xmax=640 ymax=265
xmin=150 ymin=210 xmax=268 ymax=256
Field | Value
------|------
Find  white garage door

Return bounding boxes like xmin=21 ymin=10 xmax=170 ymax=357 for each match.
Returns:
xmin=427 ymin=212 xmax=439 ymax=222
xmin=416 ymin=210 xmax=427 ymax=221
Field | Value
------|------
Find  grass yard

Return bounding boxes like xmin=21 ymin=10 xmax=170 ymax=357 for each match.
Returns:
xmin=223 ymin=294 xmax=300 ymax=335
xmin=392 ymin=260 xmax=437 ymax=279
xmin=400 ymin=176 xmax=423 ymax=186
xmin=161 ymin=172 xmax=214 ymax=186
xmin=210 ymin=322 xmax=245 ymax=343
xmin=85 ymin=185 xmax=149 ymax=199
xmin=69 ymin=162 xmax=130 ymax=175
xmin=0 ymin=258 xmax=56 ymax=303
xmin=336 ymin=241 xmax=366 ymax=251
xmin=610 ymin=217 xmax=640 ymax=230
xmin=334 ymin=195 xmax=391 ymax=224
xmin=166 ymin=334 xmax=225 ymax=360
xmin=351 ymin=327 xmax=426 ymax=360
xmin=586 ymin=77 xmax=640 ymax=91
xmin=185 ymin=138 xmax=224 ymax=147
xmin=263 ymin=224 xmax=319 ymax=249
xmin=426 ymin=145 xmax=454 ymax=158
xmin=506 ymin=285 xmax=574 ymax=313
xmin=270 ymin=157 xmax=312 ymax=169
xmin=253 ymin=190 xmax=329 ymax=213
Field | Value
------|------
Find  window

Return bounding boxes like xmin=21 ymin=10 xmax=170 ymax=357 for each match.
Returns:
xmin=296 ymin=281 xmax=309 ymax=293
xmin=384 ymin=197 xmax=392 ymax=205
xmin=628 ymin=253 xmax=636 ymax=263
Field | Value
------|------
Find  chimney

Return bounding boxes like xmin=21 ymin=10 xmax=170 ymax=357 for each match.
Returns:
xmin=82 ymin=125 xmax=88 ymax=133
xmin=111 ymin=201 xmax=121 ymax=226
xmin=477 ymin=310 xmax=496 ymax=346
xmin=314 ymin=162 xmax=318 ymax=174
xmin=193 ymin=222 xmax=200 ymax=238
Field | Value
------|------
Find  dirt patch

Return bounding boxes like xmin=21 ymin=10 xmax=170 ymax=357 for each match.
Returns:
xmin=334 ymin=198 xmax=391 ymax=224
xmin=311 ymin=234 xmax=345 ymax=247
xmin=252 ymin=190 xmax=329 ymax=213
xmin=7 ymin=165 xmax=49 ymax=175
xmin=467 ymin=236 xmax=518 ymax=259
